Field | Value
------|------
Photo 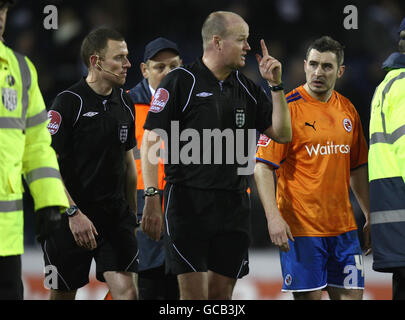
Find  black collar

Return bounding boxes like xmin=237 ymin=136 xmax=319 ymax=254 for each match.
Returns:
xmin=195 ymin=57 xmax=238 ymax=87
xmin=79 ymin=77 xmax=117 ymax=101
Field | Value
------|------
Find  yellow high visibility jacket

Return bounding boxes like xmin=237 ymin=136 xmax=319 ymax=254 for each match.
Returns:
xmin=369 ymin=52 xmax=405 ymax=271
xmin=0 ymin=41 xmax=69 ymax=256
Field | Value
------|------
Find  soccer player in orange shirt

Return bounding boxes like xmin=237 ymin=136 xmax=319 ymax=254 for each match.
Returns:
xmin=255 ymin=36 xmax=371 ymax=300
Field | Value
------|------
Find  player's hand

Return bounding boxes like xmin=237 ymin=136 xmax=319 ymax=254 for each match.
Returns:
xmin=363 ymin=219 xmax=372 ymax=256
xmin=267 ymin=213 xmax=294 ymax=252
xmin=256 ymin=39 xmax=282 ymax=86
xmin=68 ymin=210 xmax=98 ymax=250
xmin=36 ymin=206 xmax=62 ymax=243
xmin=141 ymin=196 xmax=163 ymax=241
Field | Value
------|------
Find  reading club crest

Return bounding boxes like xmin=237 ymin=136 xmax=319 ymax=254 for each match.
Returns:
xmin=285 ymin=274 xmax=292 ymax=286
xmin=235 ymin=107 xmax=246 ymax=128
xmin=119 ymin=124 xmax=128 ymax=143
xmin=2 ymin=87 xmax=17 ymax=111
xmin=343 ymin=118 xmax=352 ymax=133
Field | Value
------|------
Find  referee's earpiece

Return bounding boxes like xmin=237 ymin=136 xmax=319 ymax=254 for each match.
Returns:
xmin=94 ymin=55 xmax=120 ymax=77
xmin=95 ymin=56 xmax=103 ymax=70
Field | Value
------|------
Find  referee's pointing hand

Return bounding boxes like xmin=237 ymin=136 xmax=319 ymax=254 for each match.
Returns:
xmin=256 ymin=39 xmax=282 ymax=86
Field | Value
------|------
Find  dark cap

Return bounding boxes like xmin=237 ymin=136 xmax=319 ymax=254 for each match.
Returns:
xmin=144 ymin=37 xmax=179 ymax=62
xmin=399 ymin=17 xmax=405 ymax=34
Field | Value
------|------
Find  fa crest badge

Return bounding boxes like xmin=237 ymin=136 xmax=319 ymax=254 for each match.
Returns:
xmin=235 ymin=107 xmax=246 ymax=128
xmin=119 ymin=124 xmax=128 ymax=143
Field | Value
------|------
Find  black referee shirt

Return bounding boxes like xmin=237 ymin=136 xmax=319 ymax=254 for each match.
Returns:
xmin=144 ymin=58 xmax=273 ymax=192
xmin=48 ymin=78 xmax=136 ymax=206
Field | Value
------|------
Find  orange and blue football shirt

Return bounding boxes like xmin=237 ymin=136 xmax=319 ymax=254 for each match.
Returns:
xmin=256 ymin=85 xmax=368 ymax=237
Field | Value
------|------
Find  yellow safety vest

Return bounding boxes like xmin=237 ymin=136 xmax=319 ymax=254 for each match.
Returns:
xmin=369 ymin=65 xmax=405 ymax=271
xmin=0 ymin=41 xmax=69 ymax=256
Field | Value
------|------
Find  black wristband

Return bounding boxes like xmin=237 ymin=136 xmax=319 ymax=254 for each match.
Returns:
xmin=268 ymin=82 xmax=284 ymax=92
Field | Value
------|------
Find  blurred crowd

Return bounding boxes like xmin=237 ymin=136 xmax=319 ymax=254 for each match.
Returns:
xmin=8 ymin=0 xmax=404 ymax=247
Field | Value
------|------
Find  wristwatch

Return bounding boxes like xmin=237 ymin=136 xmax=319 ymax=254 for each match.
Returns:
xmin=144 ymin=186 xmax=159 ymax=197
xmin=65 ymin=205 xmax=79 ymax=218
xmin=268 ymin=82 xmax=284 ymax=92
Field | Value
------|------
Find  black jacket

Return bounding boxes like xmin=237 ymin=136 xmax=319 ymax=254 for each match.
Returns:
xmin=144 ymin=58 xmax=273 ymax=191
xmin=49 ymin=78 xmax=136 ymax=206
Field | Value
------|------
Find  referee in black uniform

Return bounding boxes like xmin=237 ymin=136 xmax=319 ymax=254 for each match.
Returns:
xmin=141 ymin=11 xmax=292 ymax=300
xmin=42 ymin=27 xmax=138 ymax=300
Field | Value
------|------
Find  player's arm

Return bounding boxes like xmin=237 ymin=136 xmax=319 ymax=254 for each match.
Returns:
xmin=254 ymin=161 xmax=293 ymax=252
xmin=256 ymin=39 xmax=291 ymax=143
xmin=125 ymin=149 xmax=138 ymax=216
xmin=141 ymin=129 xmax=162 ymax=241
xmin=350 ymin=165 xmax=371 ymax=255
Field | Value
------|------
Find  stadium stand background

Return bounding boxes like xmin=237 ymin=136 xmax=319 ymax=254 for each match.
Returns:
xmin=7 ymin=0 xmax=404 ymax=249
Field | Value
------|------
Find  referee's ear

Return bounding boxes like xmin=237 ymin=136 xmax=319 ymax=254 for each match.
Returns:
xmin=89 ymin=55 xmax=99 ymax=70
xmin=213 ymin=35 xmax=222 ymax=51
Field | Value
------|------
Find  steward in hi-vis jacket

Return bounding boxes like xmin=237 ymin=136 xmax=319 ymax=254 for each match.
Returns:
xmin=0 ymin=0 xmax=68 ymax=300
xmin=369 ymin=17 xmax=405 ymax=300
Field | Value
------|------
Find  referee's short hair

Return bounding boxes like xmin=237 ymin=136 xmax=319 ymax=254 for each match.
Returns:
xmin=306 ymin=36 xmax=345 ymax=67
xmin=201 ymin=11 xmax=241 ymax=51
xmin=81 ymin=27 xmax=125 ymax=68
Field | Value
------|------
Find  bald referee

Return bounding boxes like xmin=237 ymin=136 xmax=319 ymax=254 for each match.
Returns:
xmin=141 ymin=11 xmax=291 ymax=300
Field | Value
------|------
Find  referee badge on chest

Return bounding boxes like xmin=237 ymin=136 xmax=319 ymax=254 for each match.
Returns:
xmin=2 ymin=87 xmax=18 ymax=111
xmin=119 ymin=124 xmax=129 ymax=143
xmin=235 ymin=107 xmax=246 ymax=128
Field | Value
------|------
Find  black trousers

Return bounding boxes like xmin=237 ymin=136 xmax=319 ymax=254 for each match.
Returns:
xmin=393 ymin=267 xmax=405 ymax=300
xmin=0 ymin=255 xmax=23 ymax=300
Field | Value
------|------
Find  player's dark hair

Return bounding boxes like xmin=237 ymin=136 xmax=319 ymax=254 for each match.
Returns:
xmin=81 ymin=27 xmax=124 ymax=68
xmin=399 ymin=31 xmax=405 ymax=53
xmin=306 ymin=36 xmax=345 ymax=67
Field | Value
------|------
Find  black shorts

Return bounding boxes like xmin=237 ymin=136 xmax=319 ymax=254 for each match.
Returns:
xmin=41 ymin=200 xmax=138 ymax=291
xmin=164 ymin=183 xmax=250 ymax=279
